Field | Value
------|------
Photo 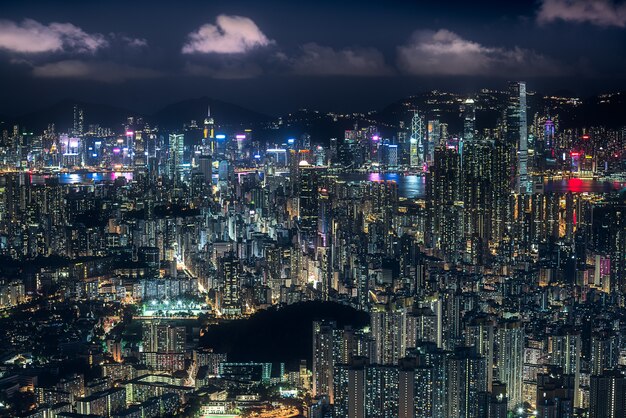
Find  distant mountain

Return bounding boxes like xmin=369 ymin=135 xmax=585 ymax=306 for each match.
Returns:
xmin=11 ymin=99 xmax=142 ymax=133
xmin=152 ymin=96 xmax=273 ymax=131
xmin=7 ymin=91 xmax=626 ymax=139
xmin=568 ymin=92 xmax=626 ymax=128
xmin=260 ymin=108 xmax=395 ymax=145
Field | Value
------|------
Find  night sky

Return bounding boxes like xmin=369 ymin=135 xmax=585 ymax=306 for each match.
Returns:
xmin=1 ymin=0 xmax=625 ymax=116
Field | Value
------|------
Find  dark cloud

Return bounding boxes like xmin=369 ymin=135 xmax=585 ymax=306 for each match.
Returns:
xmin=183 ymin=61 xmax=263 ymax=79
xmin=537 ymin=0 xmax=626 ymax=27
xmin=397 ymin=29 xmax=565 ymax=77
xmin=31 ymin=60 xmax=162 ymax=82
xmin=288 ymin=43 xmax=393 ymax=76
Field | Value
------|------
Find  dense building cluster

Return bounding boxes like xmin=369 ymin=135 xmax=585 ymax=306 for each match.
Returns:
xmin=0 ymin=82 xmax=624 ymax=418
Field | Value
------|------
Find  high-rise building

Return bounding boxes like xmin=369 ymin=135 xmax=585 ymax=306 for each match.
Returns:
xmin=461 ymin=139 xmax=494 ymax=263
xmin=168 ymin=133 xmax=184 ymax=183
xmin=550 ymin=328 xmax=581 ymax=408
xmin=313 ymin=320 xmax=336 ymax=403
xmin=297 ymin=162 xmax=322 ymax=234
xmin=220 ymin=252 xmax=242 ymax=316
xmin=371 ymin=302 xmax=407 ymax=365
xmin=334 ymin=358 xmax=366 ymax=418
xmin=446 ymin=347 xmax=487 ymax=418
xmin=508 ymin=81 xmax=530 ymax=194
xmin=365 ymin=364 xmax=400 ymax=418
xmin=141 ymin=321 xmax=186 ymax=353
xmin=410 ymin=111 xmax=425 ymax=169
xmin=465 ymin=314 xmax=495 ymax=391
xmin=589 ymin=371 xmax=625 ymax=418
xmin=461 ymin=99 xmax=476 ymax=142
xmin=429 ymin=145 xmax=463 ymax=261
xmin=496 ymin=318 xmax=524 ymax=409
xmin=536 ymin=367 xmax=575 ymax=418
xmin=590 ymin=330 xmax=619 ymax=375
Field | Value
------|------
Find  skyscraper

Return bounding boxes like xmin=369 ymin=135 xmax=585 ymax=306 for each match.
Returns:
xmin=589 ymin=371 xmax=625 ymax=418
xmin=465 ymin=315 xmax=495 ymax=391
xmin=371 ymin=303 xmax=407 ymax=365
xmin=410 ymin=110 xmax=425 ymax=169
xmin=313 ymin=320 xmax=337 ymax=403
xmin=508 ymin=81 xmax=530 ymax=194
xmin=496 ymin=318 xmax=524 ymax=409
xmin=446 ymin=347 xmax=487 ymax=418
xmin=220 ymin=252 xmax=242 ymax=316
xmin=590 ymin=330 xmax=619 ymax=375
xmin=461 ymin=98 xmax=476 ymax=142
xmin=550 ymin=328 xmax=581 ymax=408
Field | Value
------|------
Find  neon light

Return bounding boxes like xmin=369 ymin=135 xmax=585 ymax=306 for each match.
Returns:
xmin=215 ymin=134 xmax=226 ymax=139
xmin=235 ymin=134 xmax=246 ymax=140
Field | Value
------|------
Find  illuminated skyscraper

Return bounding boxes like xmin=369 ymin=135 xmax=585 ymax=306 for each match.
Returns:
xmin=371 ymin=302 xmax=407 ymax=365
xmin=313 ymin=320 xmax=337 ymax=403
xmin=334 ymin=358 xmax=366 ymax=418
xmin=220 ymin=252 xmax=241 ymax=316
xmin=550 ymin=328 xmax=581 ymax=408
xmin=496 ymin=318 xmax=524 ymax=409
xmin=589 ymin=371 xmax=625 ymax=418
xmin=429 ymin=145 xmax=463 ymax=261
xmin=168 ymin=133 xmax=184 ymax=183
xmin=465 ymin=315 xmax=495 ymax=391
xmin=365 ymin=365 xmax=400 ymax=418
xmin=297 ymin=162 xmax=322 ymax=234
xmin=508 ymin=81 xmax=530 ymax=194
xmin=410 ymin=110 xmax=425 ymax=169
xmin=446 ymin=347 xmax=487 ymax=418
xmin=590 ymin=330 xmax=619 ymax=375
xmin=461 ymin=99 xmax=476 ymax=142
xmin=203 ymin=106 xmax=215 ymax=153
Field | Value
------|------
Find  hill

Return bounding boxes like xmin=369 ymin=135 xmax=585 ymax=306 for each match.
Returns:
xmin=12 ymin=99 xmax=142 ymax=133
xmin=199 ymin=301 xmax=369 ymax=369
xmin=152 ymin=96 xmax=273 ymax=131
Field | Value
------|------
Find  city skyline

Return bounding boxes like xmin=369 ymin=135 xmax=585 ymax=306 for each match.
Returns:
xmin=1 ymin=0 xmax=626 ymax=115
xmin=1 ymin=1 xmax=626 ymax=418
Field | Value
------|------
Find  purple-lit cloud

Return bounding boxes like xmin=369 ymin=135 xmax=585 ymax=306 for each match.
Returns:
xmin=397 ymin=29 xmax=564 ymax=77
xmin=0 ymin=19 xmax=108 ymax=54
xmin=289 ymin=43 xmax=392 ymax=76
xmin=32 ymin=60 xmax=162 ymax=82
xmin=537 ymin=0 xmax=626 ymax=27
xmin=182 ymin=15 xmax=273 ymax=54
xmin=120 ymin=36 xmax=148 ymax=48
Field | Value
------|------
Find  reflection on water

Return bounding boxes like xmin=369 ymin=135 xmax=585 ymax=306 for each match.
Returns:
xmin=340 ymin=173 xmax=623 ymax=199
xmin=29 ymin=171 xmax=623 ymax=198
xmin=340 ymin=172 xmax=426 ymax=199
xmin=30 ymin=172 xmax=133 ymax=185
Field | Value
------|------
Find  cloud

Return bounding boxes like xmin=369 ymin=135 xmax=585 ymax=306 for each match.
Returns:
xmin=121 ymin=36 xmax=148 ymax=48
xmin=397 ymin=29 xmax=564 ymax=77
xmin=289 ymin=43 xmax=393 ymax=76
xmin=32 ymin=60 xmax=161 ymax=82
xmin=183 ymin=61 xmax=263 ymax=79
xmin=537 ymin=0 xmax=626 ymax=27
xmin=0 ymin=19 xmax=107 ymax=54
xmin=182 ymin=15 xmax=272 ymax=54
